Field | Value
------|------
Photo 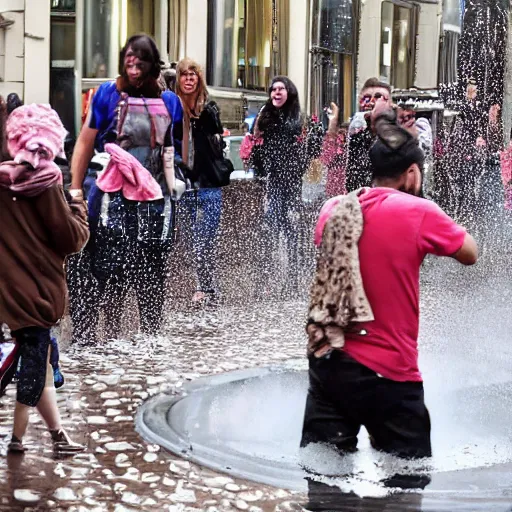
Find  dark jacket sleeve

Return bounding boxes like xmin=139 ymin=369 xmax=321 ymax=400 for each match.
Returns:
xmin=345 ymin=130 xmax=374 ymax=192
xmin=200 ymin=101 xmax=224 ymax=136
xmin=35 ymin=185 xmax=90 ymax=257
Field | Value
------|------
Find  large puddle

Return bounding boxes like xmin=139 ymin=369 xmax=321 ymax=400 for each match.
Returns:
xmin=137 ymin=361 xmax=512 ymax=510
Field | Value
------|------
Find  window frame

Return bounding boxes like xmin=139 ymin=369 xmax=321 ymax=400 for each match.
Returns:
xmin=379 ymin=0 xmax=419 ymax=90
xmin=51 ymin=0 xmax=77 ymax=12
xmin=206 ymin=0 xmax=288 ymax=92
xmin=308 ymin=0 xmax=358 ymax=122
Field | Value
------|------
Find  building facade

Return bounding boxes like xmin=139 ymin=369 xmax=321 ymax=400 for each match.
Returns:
xmin=0 ymin=0 xmax=50 ymax=103
xmin=0 ymin=0 xmax=444 ymax=136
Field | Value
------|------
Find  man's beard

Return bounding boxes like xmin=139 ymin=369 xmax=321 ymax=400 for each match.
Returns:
xmin=398 ymin=178 xmax=424 ymax=198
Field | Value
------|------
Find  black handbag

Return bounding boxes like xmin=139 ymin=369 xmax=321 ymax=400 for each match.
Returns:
xmin=203 ymin=134 xmax=234 ymax=187
xmin=196 ymin=102 xmax=234 ymax=187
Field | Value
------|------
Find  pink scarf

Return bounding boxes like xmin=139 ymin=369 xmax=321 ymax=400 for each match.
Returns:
xmin=0 ymin=161 xmax=62 ymax=197
xmin=96 ymin=143 xmax=163 ymax=201
xmin=0 ymin=104 xmax=67 ymax=197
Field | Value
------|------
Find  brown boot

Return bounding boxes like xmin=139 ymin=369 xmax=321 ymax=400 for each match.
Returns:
xmin=50 ymin=429 xmax=85 ymax=453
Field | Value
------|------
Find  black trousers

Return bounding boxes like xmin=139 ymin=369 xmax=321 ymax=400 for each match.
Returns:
xmin=11 ymin=327 xmax=51 ymax=407
xmin=301 ymin=351 xmax=432 ymax=460
xmin=263 ymin=189 xmax=300 ymax=293
xmin=67 ymin=251 xmax=100 ymax=344
xmin=96 ymin=238 xmax=171 ymax=336
xmin=68 ymin=240 xmax=171 ymax=343
xmin=304 ymin=478 xmax=429 ymax=511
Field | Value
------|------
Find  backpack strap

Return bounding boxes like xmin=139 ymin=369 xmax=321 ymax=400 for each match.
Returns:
xmin=116 ymin=92 xmax=129 ymax=140
xmin=141 ymin=96 xmax=158 ymax=149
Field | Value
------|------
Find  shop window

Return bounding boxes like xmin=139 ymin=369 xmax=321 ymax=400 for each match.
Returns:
xmin=309 ymin=0 xmax=357 ymax=122
xmin=207 ymin=0 xmax=289 ymax=91
xmin=51 ymin=0 xmax=76 ymax=11
xmin=83 ymin=0 xmax=156 ymax=80
xmin=127 ymin=0 xmax=154 ymax=39
xmin=311 ymin=0 xmax=354 ymax=54
xmin=51 ymin=19 xmax=75 ymax=62
xmin=51 ymin=5 xmax=76 ymax=137
xmin=439 ymin=0 xmax=463 ymax=87
xmin=310 ymin=50 xmax=354 ymax=123
xmin=379 ymin=1 xmax=418 ymax=90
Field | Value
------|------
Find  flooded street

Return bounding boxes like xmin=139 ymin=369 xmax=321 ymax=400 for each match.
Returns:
xmin=3 ymin=250 xmax=512 ymax=511
xmin=0 ymin=302 xmax=309 ymax=512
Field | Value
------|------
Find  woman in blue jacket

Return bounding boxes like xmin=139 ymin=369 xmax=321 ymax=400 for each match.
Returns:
xmin=68 ymin=34 xmax=183 ymax=342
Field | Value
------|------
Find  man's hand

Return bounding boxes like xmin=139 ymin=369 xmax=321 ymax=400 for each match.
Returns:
xmin=327 ymin=102 xmax=340 ymax=136
xmin=327 ymin=102 xmax=339 ymax=122
xmin=489 ymin=104 xmax=500 ymax=126
xmin=371 ymin=98 xmax=393 ymax=123
xmin=370 ymin=100 xmax=396 ymax=133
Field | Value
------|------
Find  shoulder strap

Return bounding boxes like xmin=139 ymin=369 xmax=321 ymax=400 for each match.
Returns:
xmin=116 ymin=92 xmax=129 ymax=138
xmin=140 ymin=97 xmax=157 ymax=149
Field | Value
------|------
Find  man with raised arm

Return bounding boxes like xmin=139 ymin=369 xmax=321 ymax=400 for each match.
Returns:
xmin=302 ymin=104 xmax=478 ymax=460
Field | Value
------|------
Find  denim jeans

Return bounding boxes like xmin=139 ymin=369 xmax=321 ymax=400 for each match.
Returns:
xmin=181 ymin=188 xmax=222 ymax=294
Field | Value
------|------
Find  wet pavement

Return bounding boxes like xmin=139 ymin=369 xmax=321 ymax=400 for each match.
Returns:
xmin=2 ymin=251 xmax=512 ymax=511
xmin=0 ymin=302 xmax=310 ymax=512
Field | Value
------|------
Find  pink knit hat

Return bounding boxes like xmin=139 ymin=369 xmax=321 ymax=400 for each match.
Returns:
xmin=6 ymin=104 xmax=67 ymax=169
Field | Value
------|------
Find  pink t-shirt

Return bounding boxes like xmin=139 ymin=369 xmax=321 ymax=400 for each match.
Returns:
xmin=316 ymin=188 xmax=466 ymax=382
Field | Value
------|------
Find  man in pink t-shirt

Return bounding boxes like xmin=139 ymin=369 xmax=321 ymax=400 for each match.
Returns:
xmin=301 ymin=108 xmax=478 ymax=460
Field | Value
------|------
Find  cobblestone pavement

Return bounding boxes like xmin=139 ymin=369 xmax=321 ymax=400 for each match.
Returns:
xmin=0 ymin=302 xmax=310 ymax=512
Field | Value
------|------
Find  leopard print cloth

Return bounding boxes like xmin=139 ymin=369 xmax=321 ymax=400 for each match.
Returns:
xmin=307 ymin=190 xmax=374 ymax=357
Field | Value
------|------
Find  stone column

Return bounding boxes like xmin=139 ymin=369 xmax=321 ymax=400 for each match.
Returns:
xmin=186 ymin=0 xmax=208 ymax=70
xmin=24 ymin=0 xmax=50 ymax=103
xmin=357 ymin=0 xmax=381 ymax=90
xmin=415 ymin=2 xmax=443 ymax=89
xmin=287 ymin=0 xmax=309 ymax=110
xmin=0 ymin=0 xmax=25 ymax=99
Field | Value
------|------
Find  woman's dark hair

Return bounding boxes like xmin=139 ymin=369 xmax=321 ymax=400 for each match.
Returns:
xmin=118 ymin=34 xmax=161 ymax=79
xmin=6 ymin=93 xmax=23 ymax=115
xmin=257 ymin=76 xmax=301 ymax=134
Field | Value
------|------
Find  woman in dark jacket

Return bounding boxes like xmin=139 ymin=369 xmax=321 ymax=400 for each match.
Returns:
xmin=251 ymin=76 xmax=322 ymax=295
xmin=176 ymin=58 xmax=227 ymax=305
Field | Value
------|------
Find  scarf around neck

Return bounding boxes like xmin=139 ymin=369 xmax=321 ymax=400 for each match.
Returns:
xmin=0 ymin=161 xmax=62 ymax=197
